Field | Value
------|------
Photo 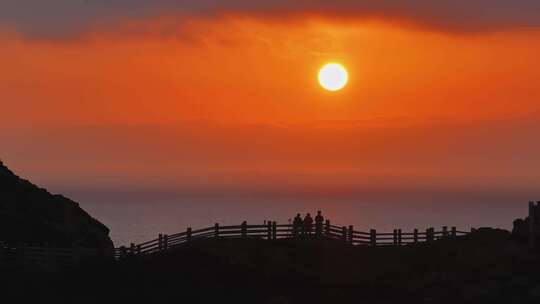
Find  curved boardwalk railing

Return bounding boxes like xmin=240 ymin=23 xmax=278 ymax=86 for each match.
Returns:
xmin=0 ymin=221 xmax=471 ymax=268
xmin=0 ymin=244 xmax=112 ymax=271
xmin=115 ymin=220 xmax=471 ymax=260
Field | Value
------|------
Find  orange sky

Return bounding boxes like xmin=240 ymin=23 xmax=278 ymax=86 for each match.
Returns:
xmin=1 ymin=15 xmax=540 ymax=194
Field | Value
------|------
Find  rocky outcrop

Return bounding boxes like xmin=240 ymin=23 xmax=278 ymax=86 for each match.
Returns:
xmin=0 ymin=160 xmax=113 ymax=249
xmin=513 ymin=218 xmax=529 ymax=240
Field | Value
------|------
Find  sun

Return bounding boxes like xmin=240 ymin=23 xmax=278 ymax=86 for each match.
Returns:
xmin=318 ymin=63 xmax=348 ymax=92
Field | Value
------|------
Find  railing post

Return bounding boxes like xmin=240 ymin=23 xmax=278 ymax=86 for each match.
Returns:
xmin=272 ymin=221 xmax=277 ymax=240
xmin=164 ymin=234 xmax=169 ymax=250
xmin=536 ymin=201 xmax=540 ymax=250
xmin=529 ymin=201 xmax=536 ymax=250
xmin=241 ymin=221 xmax=247 ymax=238
xmin=45 ymin=243 xmax=52 ymax=269
xmin=130 ymin=243 xmax=136 ymax=256
xmin=21 ymin=243 xmax=28 ymax=270
xmin=214 ymin=223 xmax=219 ymax=238
xmin=427 ymin=228 xmax=434 ymax=242
xmin=73 ymin=247 xmax=80 ymax=266
xmin=398 ymin=229 xmax=402 ymax=246
xmin=325 ymin=220 xmax=330 ymax=238
xmin=370 ymin=229 xmax=376 ymax=247
xmin=413 ymin=229 xmax=418 ymax=243
xmin=451 ymin=227 xmax=457 ymax=238
xmin=315 ymin=220 xmax=322 ymax=239
xmin=267 ymin=221 xmax=272 ymax=240
xmin=393 ymin=229 xmax=398 ymax=246
xmin=120 ymin=246 xmax=127 ymax=260
xmin=342 ymin=226 xmax=347 ymax=242
xmin=187 ymin=227 xmax=192 ymax=242
xmin=348 ymin=225 xmax=354 ymax=244
xmin=137 ymin=245 xmax=141 ymax=255
xmin=158 ymin=234 xmax=163 ymax=251
xmin=442 ymin=226 xmax=448 ymax=238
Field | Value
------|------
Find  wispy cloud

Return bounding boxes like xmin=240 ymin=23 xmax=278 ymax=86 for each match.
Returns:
xmin=2 ymin=0 xmax=540 ymax=37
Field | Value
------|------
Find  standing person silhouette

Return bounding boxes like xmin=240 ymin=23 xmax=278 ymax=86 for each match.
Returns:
xmin=315 ymin=211 xmax=324 ymax=238
xmin=304 ymin=213 xmax=314 ymax=238
xmin=293 ymin=214 xmax=303 ymax=238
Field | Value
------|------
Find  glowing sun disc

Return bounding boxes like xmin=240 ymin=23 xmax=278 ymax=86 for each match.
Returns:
xmin=318 ymin=63 xmax=348 ymax=92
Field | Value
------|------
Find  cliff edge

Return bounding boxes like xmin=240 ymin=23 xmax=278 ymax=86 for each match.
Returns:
xmin=0 ymin=160 xmax=113 ymax=249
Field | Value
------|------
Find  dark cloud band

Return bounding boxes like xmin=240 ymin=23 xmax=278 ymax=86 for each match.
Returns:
xmin=1 ymin=0 xmax=540 ymax=36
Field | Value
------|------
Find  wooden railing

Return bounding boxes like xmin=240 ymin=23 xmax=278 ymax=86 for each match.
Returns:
xmin=0 ymin=221 xmax=471 ymax=267
xmin=0 ymin=243 xmax=113 ymax=271
xmin=115 ymin=220 xmax=470 ymax=259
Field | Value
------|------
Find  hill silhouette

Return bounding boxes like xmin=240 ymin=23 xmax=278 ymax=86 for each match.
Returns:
xmin=0 ymin=160 xmax=113 ymax=249
xmin=3 ymin=228 xmax=540 ymax=303
xmin=2 ymin=159 xmax=540 ymax=303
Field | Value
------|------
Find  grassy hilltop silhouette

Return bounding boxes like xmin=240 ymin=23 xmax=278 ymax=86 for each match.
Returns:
xmin=0 ymin=160 xmax=113 ymax=249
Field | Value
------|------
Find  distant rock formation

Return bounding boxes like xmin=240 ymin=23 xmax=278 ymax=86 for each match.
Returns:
xmin=513 ymin=218 xmax=529 ymax=240
xmin=513 ymin=201 xmax=540 ymax=249
xmin=0 ymin=160 xmax=113 ymax=249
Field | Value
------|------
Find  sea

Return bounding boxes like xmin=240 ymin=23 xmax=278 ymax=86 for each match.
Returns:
xmin=61 ymin=188 xmax=533 ymax=247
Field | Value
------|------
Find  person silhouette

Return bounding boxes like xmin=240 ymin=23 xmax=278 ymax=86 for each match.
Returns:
xmin=293 ymin=213 xmax=303 ymax=238
xmin=304 ymin=213 xmax=314 ymax=238
xmin=315 ymin=211 xmax=324 ymax=238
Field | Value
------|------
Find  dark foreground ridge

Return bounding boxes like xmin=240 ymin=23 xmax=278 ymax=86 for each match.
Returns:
xmin=0 ymin=160 xmax=113 ymax=249
xmin=3 ymin=229 xmax=540 ymax=303
xmin=2 ymin=161 xmax=540 ymax=303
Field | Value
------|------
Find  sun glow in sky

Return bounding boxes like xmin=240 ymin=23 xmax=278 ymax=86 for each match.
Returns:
xmin=1 ymin=6 xmax=540 ymax=193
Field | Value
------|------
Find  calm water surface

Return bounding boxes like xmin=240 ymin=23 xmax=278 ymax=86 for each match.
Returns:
xmin=66 ymin=191 xmax=530 ymax=246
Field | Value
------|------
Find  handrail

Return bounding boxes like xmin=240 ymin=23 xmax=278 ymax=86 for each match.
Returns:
xmin=191 ymin=227 xmax=214 ymax=234
xmin=0 ymin=245 xmax=112 ymax=271
xmin=114 ymin=221 xmax=469 ymax=256
xmin=1 ymin=222 xmax=470 ymax=263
